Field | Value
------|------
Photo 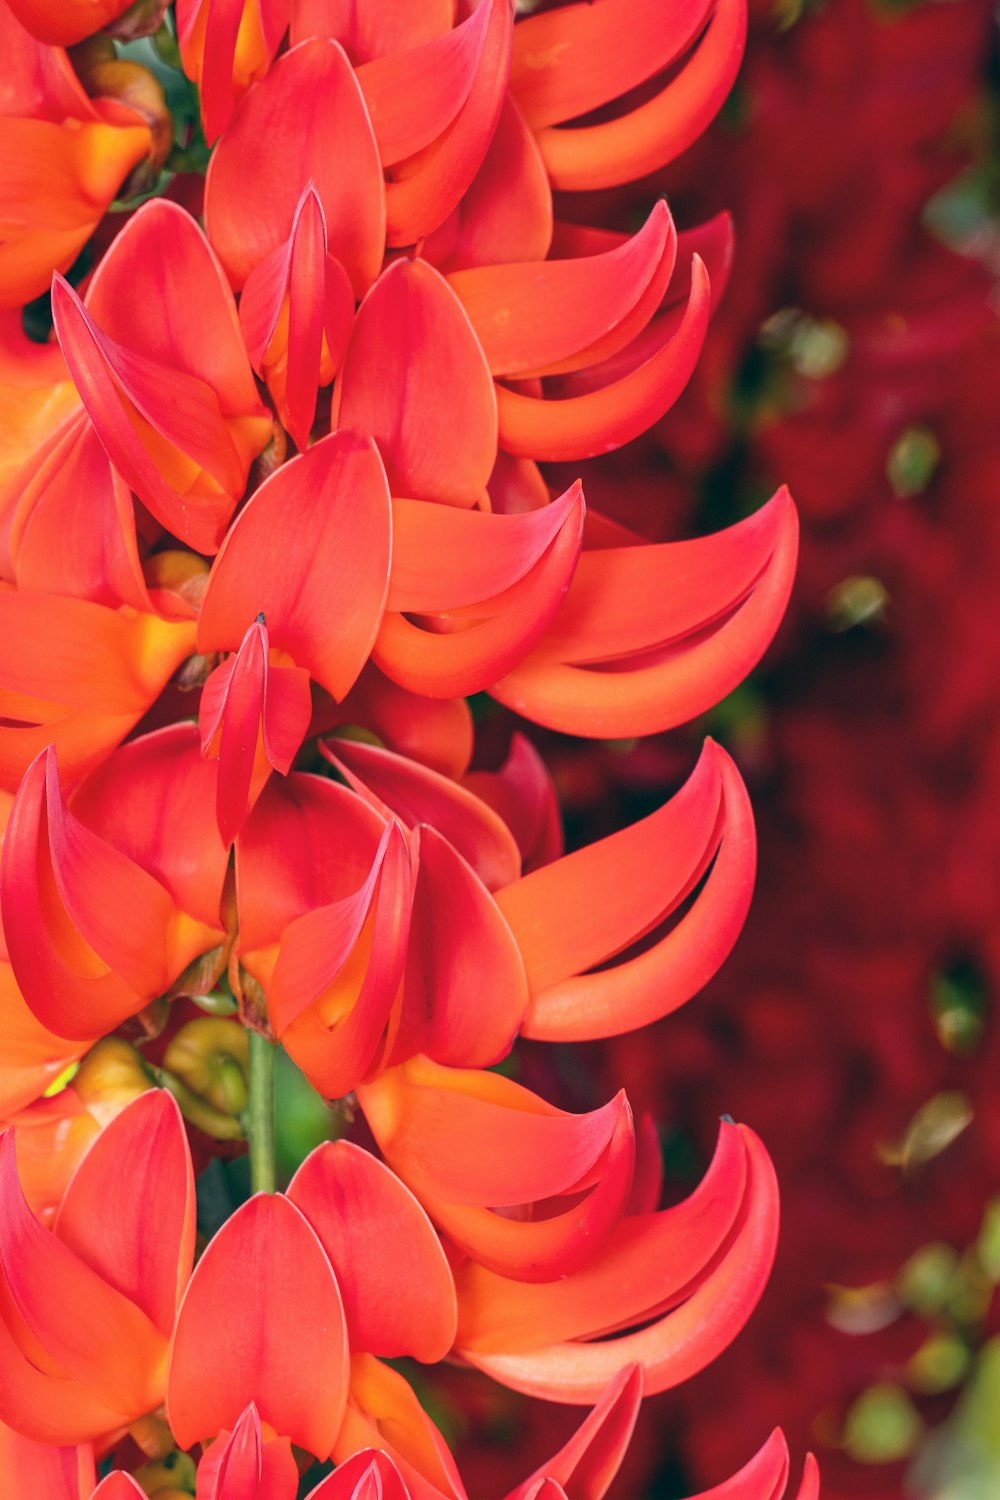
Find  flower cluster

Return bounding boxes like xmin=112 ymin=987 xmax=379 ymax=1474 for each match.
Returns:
xmin=0 ymin=1 xmax=814 ymax=1497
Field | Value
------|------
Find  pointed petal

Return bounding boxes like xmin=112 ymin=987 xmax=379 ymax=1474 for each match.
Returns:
xmin=166 ymin=1194 xmax=349 ymax=1455
xmin=334 ymin=258 xmax=497 ymax=506
xmin=504 ymin=1366 xmax=643 ymax=1500
xmin=288 ymin=1140 xmax=457 ymax=1362
xmin=455 ymin=1120 xmax=747 ymax=1352
xmin=0 ymin=749 xmax=173 ymax=1040
xmin=535 ymin=0 xmax=746 ymax=191
xmin=684 ymin=1430 xmax=789 ymax=1500
xmin=275 ymin=823 xmax=412 ymax=1100
xmin=461 ymin=1127 xmax=779 ymax=1402
xmin=308 ymin=1448 xmax=412 ymax=1500
xmin=492 ymin=489 xmax=799 ymax=737
xmin=198 ymin=1402 xmax=300 ymax=1500
xmin=390 ymin=825 xmax=527 ymax=1069
xmin=198 ymin=431 xmax=392 ymax=701
xmin=92 ymin=1476 xmax=148 ymax=1498
xmin=382 ymin=0 xmax=513 ymax=247
xmin=510 ymin=0 xmax=713 ymax=130
xmin=499 ymin=741 xmax=756 ymax=1040
xmin=205 ymin=39 xmax=386 ymax=295
xmin=448 ymin=203 xmax=675 ymax=378
xmin=496 ymin=256 xmax=710 ymax=461
xmin=335 ymin=1354 xmax=467 ymax=1500
xmin=0 ymin=1132 xmax=165 ymax=1421
xmin=375 ymin=485 xmax=583 ymax=698
xmin=322 ymin=737 xmax=521 ymax=891
xmin=54 ymin=1091 xmax=195 ymax=1339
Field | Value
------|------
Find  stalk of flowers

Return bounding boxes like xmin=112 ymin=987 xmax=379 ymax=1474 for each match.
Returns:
xmin=0 ymin=0 xmax=812 ymax=1495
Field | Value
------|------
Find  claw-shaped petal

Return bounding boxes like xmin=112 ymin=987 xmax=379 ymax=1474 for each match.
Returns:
xmin=497 ymin=740 xmax=755 ymax=1041
xmin=492 ymin=488 xmax=798 ymax=737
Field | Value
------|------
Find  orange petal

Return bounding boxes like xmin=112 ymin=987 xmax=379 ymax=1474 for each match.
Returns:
xmin=499 ymin=741 xmax=755 ymax=1040
xmin=460 ymin=1126 xmax=779 ymax=1402
xmin=510 ymin=0 xmax=713 ymax=130
xmin=534 ymin=0 xmax=747 ymax=191
xmin=381 ymin=0 xmax=513 ymax=247
xmin=495 ymin=256 xmax=710 ymax=461
xmin=198 ymin=431 xmax=392 ymax=702
xmin=335 ymin=1354 xmax=467 ymax=1500
xmin=333 ymin=258 xmax=497 ymax=506
xmin=389 ymin=825 xmax=527 ymax=1070
xmin=492 ymin=488 xmax=798 ymax=737
xmin=322 ymin=737 xmax=521 ymax=891
xmin=374 ymin=485 xmax=583 ymax=698
xmin=288 ymin=1140 xmax=457 ymax=1362
xmin=166 ymin=1194 xmax=349 ymax=1455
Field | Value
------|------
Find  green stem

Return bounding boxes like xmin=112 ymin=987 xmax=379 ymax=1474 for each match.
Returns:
xmin=246 ymin=1030 xmax=277 ymax=1194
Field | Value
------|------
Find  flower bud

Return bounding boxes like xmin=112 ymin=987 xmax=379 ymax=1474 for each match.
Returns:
xmin=163 ymin=1018 xmax=249 ymax=1118
xmin=73 ymin=1037 xmax=153 ymax=1123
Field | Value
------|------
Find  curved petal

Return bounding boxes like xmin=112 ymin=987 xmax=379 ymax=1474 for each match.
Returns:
xmin=496 ymin=256 xmax=710 ymax=461
xmin=322 ymin=737 xmax=521 ymax=892
xmin=510 ymin=0 xmax=713 ymax=130
xmin=462 ymin=733 xmax=563 ymax=873
xmin=448 ymin=203 xmax=676 ymax=378
xmin=330 ymin=665 xmax=473 ymax=779
xmin=683 ymin=1429 xmax=789 ymax=1499
xmin=204 ymin=38 xmax=386 ymax=295
xmin=198 ymin=431 xmax=392 ymax=702
xmin=499 ymin=741 xmax=755 ymax=1041
xmin=455 ymin=1121 xmax=747 ymax=1353
xmin=534 ymin=0 xmax=747 ymax=191
xmin=460 ymin=1126 xmax=779 ymax=1402
xmin=288 ymin=1140 xmax=457 ymax=1362
xmin=374 ymin=485 xmax=584 ymax=698
xmin=335 ymin=1354 xmax=467 ymax=1500
xmin=333 ymin=258 xmax=497 ymax=506
xmin=382 ymin=0 xmax=513 ymax=247
xmin=54 ymin=1092 xmax=195 ymax=1340
xmin=504 ymin=1366 xmax=643 ymax=1500
xmin=390 ymin=824 xmax=528 ymax=1069
xmin=274 ymin=822 xmax=412 ymax=1099
xmin=1 ymin=748 xmax=176 ymax=1040
xmin=492 ymin=488 xmax=799 ymax=737
xmin=166 ymin=1193 xmax=349 ymax=1455
xmin=291 ymin=0 xmax=454 ymax=60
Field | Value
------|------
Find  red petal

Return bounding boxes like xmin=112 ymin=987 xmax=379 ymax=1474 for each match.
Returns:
xmin=423 ymin=96 xmax=552 ymax=273
xmin=92 ymin=1476 xmax=147 ymax=1498
xmin=510 ymin=0 xmax=713 ymax=130
xmin=499 ymin=741 xmax=755 ymax=1040
xmin=308 ymin=1448 xmax=412 ymax=1500
xmin=198 ymin=1402 xmax=300 ymax=1500
xmin=204 ymin=39 xmax=386 ymax=295
xmin=683 ymin=1430 xmax=789 ymax=1500
xmin=382 ymin=0 xmax=513 ymax=247
xmin=54 ymin=1091 xmax=195 ymax=1340
xmin=166 ymin=1194 xmax=349 ymax=1455
xmin=492 ymin=488 xmax=798 ymax=737
xmin=322 ymin=737 xmax=521 ymax=891
xmin=1 ymin=749 xmax=174 ymax=1040
xmin=462 ymin=733 xmax=563 ymax=872
xmin=454 ymin=1120 xmax=747 ymax=1353
xmin=390 ymin=825 xmax=527 ymax=1070
xmin=449 ymin=203 xmax=675 ymax=379
xmin=333 ymin=258 xmax=497 ymax=506
xmin=0 ymin=1132 xmax=165 ymax=1423
xmin=198 ymin=431 xmax=391 ymax=702
xmin=504 ymin=1366 xmax=642 ymax=1500
xmin=331 ymin=665 xmax=474 ymax=779
xmin=288 ymin=1140 xmax=457 ymax=1362
xmin=291 ymin=0 xmax=454 ymax=60
xmin=274 ymin=823 xmax=412 ymax=1099
xmin=534 ymin=0 xmax=746 ymax=191
xmin=495 ymin=256 xmax=709 ymax=461
xmin=460 ymin=1126 xmax=779 ymax=1402
xmin=0 ymin=1405 xmax=96 ymax=1497
xmin=375 ymin=485 xmax=583 ymax=698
